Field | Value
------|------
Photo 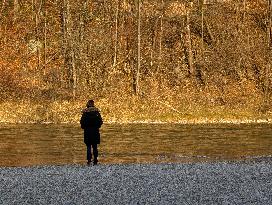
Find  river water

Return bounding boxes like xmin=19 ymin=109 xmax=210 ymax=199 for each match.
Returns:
xmin=0 ymin=123 xmax=271 ymax=167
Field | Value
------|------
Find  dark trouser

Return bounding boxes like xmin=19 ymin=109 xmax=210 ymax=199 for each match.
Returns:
xmin=86 ymin=144 xmax=98 ymax=162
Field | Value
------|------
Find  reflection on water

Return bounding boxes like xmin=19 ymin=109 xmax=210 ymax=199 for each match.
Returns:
xmin=0 ymin=123 xmax=271 ymax=167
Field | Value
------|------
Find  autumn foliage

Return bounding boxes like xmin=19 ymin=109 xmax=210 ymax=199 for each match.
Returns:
xmin=0 ymin=0 xmax=271 ymax=122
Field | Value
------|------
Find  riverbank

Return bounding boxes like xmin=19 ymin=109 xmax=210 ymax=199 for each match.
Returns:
xmin=0 ymin=99 xmax=271 ymax=124
xmin=0 ymin=161 xmax=271 ymax=204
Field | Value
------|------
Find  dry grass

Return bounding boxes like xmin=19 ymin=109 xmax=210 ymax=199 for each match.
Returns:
xmin=1 ymin=80 xmax=270 ymax=124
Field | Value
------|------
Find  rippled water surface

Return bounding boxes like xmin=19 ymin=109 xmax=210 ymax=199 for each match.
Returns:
xmin=0 ymin=123 xmax=271 ymax=166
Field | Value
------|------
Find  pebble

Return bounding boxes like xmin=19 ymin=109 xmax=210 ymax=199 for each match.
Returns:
xmin=0 ymin=161 xmax=271 ymax=204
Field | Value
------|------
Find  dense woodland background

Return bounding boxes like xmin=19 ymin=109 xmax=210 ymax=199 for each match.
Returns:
xmin=0 ymin=0 xmax=271 ymax=122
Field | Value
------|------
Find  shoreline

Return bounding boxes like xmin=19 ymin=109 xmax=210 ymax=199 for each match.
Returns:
xmin=1 ymin=156 xmax=272 ymax=169
xmin=0 ymin=118 xmax=272 ymax=124
xmin=1 ymin=155 xmax=272 ymax=169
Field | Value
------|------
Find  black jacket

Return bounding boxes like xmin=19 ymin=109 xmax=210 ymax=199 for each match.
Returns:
xmin=80 ymin=106 xmax=103 ymax=145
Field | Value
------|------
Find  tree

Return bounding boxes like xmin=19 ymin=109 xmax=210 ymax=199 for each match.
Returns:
xmin=61 ymin=0 xmax=77 ymax=97
xmin=136 ymin=0 xmax=141 ymax=95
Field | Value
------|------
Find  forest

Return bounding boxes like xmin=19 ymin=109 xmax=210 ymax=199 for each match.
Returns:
xmin=0 ymin=0 xmax=271 ymax=123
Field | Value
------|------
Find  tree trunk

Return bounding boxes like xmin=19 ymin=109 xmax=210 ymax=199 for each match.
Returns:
xmin=34 ymin=0 xmax=42 ymax=85
xmin=136 ymin=0 xmax=141 ymax=95
xmin=185 ymin=7 xmax=194 ymax=76
xmin=150 ymin=18 xmax=158 ymax=70
xmin=61 ymin=0 xmax=76 ymax=96
xmin=43 ymin=7 xmax=47 ymax=76
xmin=201 ymin=2 xmax=204 ymax=52
xmin=113 ymin=0 xmax=119 ymax=69
xmin=204 ymin=18 xmax=214 ymax=44
xmin=268 ymin=0 xmax=272 ymax=47
xmin=158 ymin=0 xmax=164 ymax=74
xmin=77 ymin=1 xmax=88 ymax=89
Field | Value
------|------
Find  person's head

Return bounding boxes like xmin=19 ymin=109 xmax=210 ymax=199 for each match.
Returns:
xmin=86 ymin=100 xmax=94 ymax=108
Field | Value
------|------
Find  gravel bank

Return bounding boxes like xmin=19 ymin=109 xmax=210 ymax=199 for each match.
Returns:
xmin=0 ymin=161 xmax=272 ymax=205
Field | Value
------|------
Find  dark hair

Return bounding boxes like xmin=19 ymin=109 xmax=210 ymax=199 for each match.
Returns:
xmin=86 ymin=100 xmax=94 ymax=107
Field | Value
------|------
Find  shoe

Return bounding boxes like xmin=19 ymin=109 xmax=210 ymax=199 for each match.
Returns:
xmin=93 ymin=160 xmax=98 ymax=165
xmin=87 ymin=160 xmax=92 ymax=166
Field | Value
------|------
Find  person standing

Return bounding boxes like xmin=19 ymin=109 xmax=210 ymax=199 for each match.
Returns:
xmin=80 ymin=100 xmax=103 ymax=165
